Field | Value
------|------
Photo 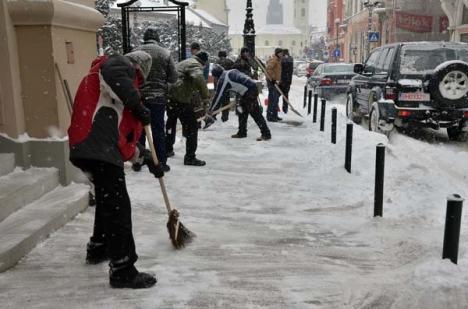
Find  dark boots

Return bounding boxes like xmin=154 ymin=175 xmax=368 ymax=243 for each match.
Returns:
xmin=86 ymin=241 xmax=108 ymax=265
xmin=109 ymin=265 xmax=157 ymax=289
xmin=184 ymin=156 xmax=206 ymax=166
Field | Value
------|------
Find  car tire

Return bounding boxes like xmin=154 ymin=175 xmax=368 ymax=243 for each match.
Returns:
xmin=447 ymin=122 xmax=468 ymax=141
xmin=369 ymin=103 xmax=393 ymax=136
xmin=429 ymin=61 xmax=468 ymax=108
xmin=346 ymin=93 xmax=362 ymax=124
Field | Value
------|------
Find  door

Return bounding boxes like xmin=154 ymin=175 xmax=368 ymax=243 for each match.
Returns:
xmin=308 ymin=64 xmax=323 ymax=91
xmin=354 ymin=49 xmax=382 ymax=114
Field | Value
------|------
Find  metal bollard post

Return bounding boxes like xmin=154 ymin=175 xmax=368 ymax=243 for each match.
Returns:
xmin=331 ymin=107 xmax=337 ymax=144
xmin=442 ymin=194 xmax=464 ymax=264
xmin=313 ymin=93 xmax=318 ymax=123
xmin=320 ymin=99 xmax=326 ymax=131
xmin=303 ymin=85 xmax=307 ymax=108
xmin=345 ymin=123 xmax=353 ymax=173
xmin=374 ymin=144 xmax=385 ymax=217
xmin=307 ymin=90 xmax=312 ymax=115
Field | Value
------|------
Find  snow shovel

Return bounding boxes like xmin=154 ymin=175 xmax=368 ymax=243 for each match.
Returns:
xmin=144 ymin=126 xmax=195 ymax=249
xmin=253 ymin=57 xmax=304 ymax=118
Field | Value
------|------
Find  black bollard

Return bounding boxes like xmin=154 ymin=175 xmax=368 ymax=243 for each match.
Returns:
xmin=313 ymin=93 xmax=318 ymax=123
xmin=331 ymin=107 xmax=337 ymax=144
xmin=303 ymin=85 xmax=307 ymax=108
xmin=320 ymin=99 xmax=326 ymax=131
xmin=442 ymin=194 xmax=464 ymax=264
xmin=345 ymin=123 xmax=353 ymax=173
xmin=374 ymin=144 xmax=385 ymax=217
xmin=307 ymin=90 xmax=312 ymax=115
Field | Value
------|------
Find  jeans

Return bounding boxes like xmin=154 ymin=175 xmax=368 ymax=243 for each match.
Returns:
xmin=267 ymin=83 xmax=280 ymax=119
xmin=138 ymin=96 xmax=167 ymax=165
xmin=72 ymin=159 xmax=138 ymax=273
xmin=165 ymin=102 xmax=199 ymax=159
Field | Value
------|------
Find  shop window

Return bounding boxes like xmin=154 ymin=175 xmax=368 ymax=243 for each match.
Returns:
xmin=463 ymin=5 xmax=468 ymax=24
xmin=301 ymin=8 xmax=306 ymax=17
xmin=265 ymin=40 xmax=269 ymax=46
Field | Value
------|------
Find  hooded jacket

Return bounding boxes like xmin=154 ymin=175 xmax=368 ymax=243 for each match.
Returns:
xmin=68 ymin=54 xmax=151 ymax=167
xmin=168 ymin=57 xmax=209 ymax=108
xmin=137 ymin=40 xmax=177 ymax=98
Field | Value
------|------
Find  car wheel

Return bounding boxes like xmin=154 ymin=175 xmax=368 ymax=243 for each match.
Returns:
xmin=430 ymin=61 xmax=468 ymax=108
xmin=447 ymin=123 xmax=468 ymax=141
xmin=346 ymin=93 xmax=362 ymax=124
xmin=369 ymin=103 xmax=394 ymax=136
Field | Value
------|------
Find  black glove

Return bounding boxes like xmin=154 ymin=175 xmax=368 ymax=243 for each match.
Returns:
xmin=142 ymin=150 xmax=164 ymax=178
xmin=270 ymin=80 xmax=277 ymax=86
xmin=133 ymin=105 xmax=151 ymax=126
xmin=203 ymin=115 xmax=216 ymax=129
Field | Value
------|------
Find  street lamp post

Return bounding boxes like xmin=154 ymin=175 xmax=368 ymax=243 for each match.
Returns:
xmin=243 ymin=0 xmax=256 ymax=57
xmin=362 ymin=0 xmax=381 ymax=59
xmin=335 ymin=19 xmax=340 ymax=62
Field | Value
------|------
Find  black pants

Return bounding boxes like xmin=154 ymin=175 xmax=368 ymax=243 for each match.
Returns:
xmin=238 ymin=90 xmax=271 ymax=137
xmin=165 ymin=103 xmax=199 ymax=159
xmin=138 ymin=96 xmax=167 ymax=165
xmin=281 ymin=84 xmax=291 ymax=113
xmin=72 ymin=159 xmax=137 ymax=273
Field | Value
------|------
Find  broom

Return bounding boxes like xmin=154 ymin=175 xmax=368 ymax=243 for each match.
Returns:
xmin=144 ymin=126 xmax=195 ymax=248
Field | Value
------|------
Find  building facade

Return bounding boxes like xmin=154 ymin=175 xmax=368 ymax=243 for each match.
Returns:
xmin=440 ymin=0 xmax=468 ymax=42
xmin=229 ymin=0 xmax=310 ymax=59
xmin=327 ymin=0 xmax=345 ymax=62
xmin=340 ymin=0 xmax=449 ymax=63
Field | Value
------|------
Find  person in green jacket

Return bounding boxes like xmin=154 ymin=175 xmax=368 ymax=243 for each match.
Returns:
xmin=166 ymin=51 xmax=210 ymax=166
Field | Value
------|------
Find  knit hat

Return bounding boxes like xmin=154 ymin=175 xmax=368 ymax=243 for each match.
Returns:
xmin=125 ymin=51 xmax=152 ymax=79
xmin=275 ymin=47 xmax=283 ymax=56
xmin=190 ymin=42 xmax=201 ymax=51
xmin=240 ymin=47 xmax=250 ymax=54
xmin=143 ymin=26 xmax=160 ymax=42
xmin=218 ymin=50 xmax=227 ymax=58
xmin=194 ymin=51 xmax=209 ymax=65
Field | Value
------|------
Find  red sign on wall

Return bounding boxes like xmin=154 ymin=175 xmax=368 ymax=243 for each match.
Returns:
xmin=440 ymin=16 xmax=449 ymax=33
xmin=396 ymin=12 xmax=433 ymax=33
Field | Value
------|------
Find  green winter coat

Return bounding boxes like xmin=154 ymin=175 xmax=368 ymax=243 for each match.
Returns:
xmin=168 ymin=58 xmax=209 ymax=110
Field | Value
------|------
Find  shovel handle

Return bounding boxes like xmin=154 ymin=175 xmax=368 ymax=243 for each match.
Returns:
xmin=144 ymin=125 xmax=172 ymax=214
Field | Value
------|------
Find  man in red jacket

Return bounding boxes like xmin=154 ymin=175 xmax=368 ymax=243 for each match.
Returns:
xmin=68 ymin=51 xmax=163 ymax=289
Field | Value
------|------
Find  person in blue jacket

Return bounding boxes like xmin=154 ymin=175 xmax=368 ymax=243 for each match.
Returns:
xmin=209 ymin=64 xmax=271 ymax=141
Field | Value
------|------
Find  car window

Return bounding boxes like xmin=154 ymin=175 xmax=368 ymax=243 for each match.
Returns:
xmin=383 ymin=48 xmax=395 ymax=72
xmin=399 ymin=45 xmax=462 ymax=74
xmin=365 ymin=49 xmax=381 ymax=73
xmin=313 ymin=65 xmax=322 ymax=75
xmin=323 ymin=64 xmax=354 ymax=73
xmin=376 ymin=48 xmax=389 ymax=73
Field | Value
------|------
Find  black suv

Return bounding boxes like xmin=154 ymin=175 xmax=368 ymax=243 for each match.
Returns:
xmin=347 ymin=42 xmax=468 ymax=140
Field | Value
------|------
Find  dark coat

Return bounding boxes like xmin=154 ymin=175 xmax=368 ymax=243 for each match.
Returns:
xmin=137 ymin=40 xmax=178 ymax=98
xmin=281 ymin=54 xmax=294 ymax=86
xmin=232 ymin=57 xmax=254 ymax=78
xmin=216 ymin=57 xmax=234 ymax=70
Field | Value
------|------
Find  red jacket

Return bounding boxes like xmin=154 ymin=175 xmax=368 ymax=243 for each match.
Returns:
xmin=68 ymin=55 xmax=144 ymax=166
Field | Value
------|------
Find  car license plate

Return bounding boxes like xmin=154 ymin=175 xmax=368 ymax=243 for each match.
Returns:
xmin=399 ymin=92 xmax=430 ymax=101
xmin=336 ymin=79 xmax=349 ymax=84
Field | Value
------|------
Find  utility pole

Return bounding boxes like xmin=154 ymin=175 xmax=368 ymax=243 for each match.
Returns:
xmin=362 ymin=0 xmax=381 ymax=59
xmin=243 ymin=0 xmax=256 ymax=57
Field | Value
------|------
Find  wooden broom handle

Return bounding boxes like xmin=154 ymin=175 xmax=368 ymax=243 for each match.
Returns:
xmin=144 ymin=125 xmax=172 ymax=214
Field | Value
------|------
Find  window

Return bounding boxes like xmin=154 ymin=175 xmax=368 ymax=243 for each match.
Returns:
xmin=301 ymin=8 xmax=305 ymax=17
xmin=376 ymin=48 xmax=389 ymax=73
xmin=278 ymin=40 xmax=283 ymax=46
xmin=463 ymin=5 xmax=468 ymax=24
xmin=383 ymin=48 xmax=395 ymax=72
xmin=292 ymin=40 xmax=296 ymax=46
xmin=365 ymin=49 xmax=382 ymax=73
xmin=265 ymin=40 xmax=269 ymax=46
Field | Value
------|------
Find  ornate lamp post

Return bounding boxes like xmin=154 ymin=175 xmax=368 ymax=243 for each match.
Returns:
xmin=243 ymin=0 xmax=256 ymax=57
xmin=362 ymin=0 xmax=381 ymax=59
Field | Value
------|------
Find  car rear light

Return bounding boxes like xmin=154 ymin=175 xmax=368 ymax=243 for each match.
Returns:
xmin=464 ymin=111 xmax=468 ymax=118
xmin=398 ymin=110 xmax=412 ymax=117
xmin=320 ymin=78 xmax=333 ymax=86
xmin=385 ymin=87 xmax=397 ymax=100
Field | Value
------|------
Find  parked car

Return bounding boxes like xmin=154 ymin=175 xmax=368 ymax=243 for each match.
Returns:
xmin=347 ymin=41 xmax=468 ymax=140
xmin=306 ymin=60 xmax=324 ymax=77
xmin=307 ymin=63 xmax=355 ymax=100
xmin=293 ymin=60 xmax=307 ymax=76
xmin=295 ymin=63 xmax=308 ymax=77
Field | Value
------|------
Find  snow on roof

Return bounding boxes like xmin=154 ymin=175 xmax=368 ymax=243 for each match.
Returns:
xmin=229 ymin=24 xmax=303 ymax=36
xmin=192 ymin=9 xmax=226 ymax=26
xmin=113 ymin=0 xmax=193 ymax=8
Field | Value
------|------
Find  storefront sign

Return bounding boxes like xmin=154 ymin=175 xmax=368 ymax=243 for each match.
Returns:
xmin=396 ymin=12 xmax=433 ymax=33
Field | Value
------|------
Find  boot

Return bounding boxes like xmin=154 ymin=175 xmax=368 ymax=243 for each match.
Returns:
xmin=231 ymin=133 xmax=247 ymax=138
xmin=110 ymin=266 xmax=157 ymax=289
xmin=131 ymin=162 xmax=142 ymax=172
xmin=184 ymin=157 xmax=206 ymax=166
xmin=162 ymin=164 xmax=170 ymax=172
xmin=166 ymin=150 xmax=175 ymax=158
xmin=86 ymin=241 xmax=108 ymax=265
xmin=256 ymin=134 xmax=271 ymax=141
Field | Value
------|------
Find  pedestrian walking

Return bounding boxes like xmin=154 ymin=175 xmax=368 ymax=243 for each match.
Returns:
xmin=280 ymin=49 xmax=293 ymax=114
xmin=166 ymin=51 xmax=210 ymax=166
xmin=133 ymin=26 xmax=177 ymax=173
xmin=266 ymin=48 xmax=284 ymax=122
xmin=209 ymin=64 xmax=271 ymax=141
xmin=68 ymin=51 xmax=164 ymax=289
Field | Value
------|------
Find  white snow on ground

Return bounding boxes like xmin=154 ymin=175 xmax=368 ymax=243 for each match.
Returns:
xmin=1 ymin=77 xmax=468 ymax=308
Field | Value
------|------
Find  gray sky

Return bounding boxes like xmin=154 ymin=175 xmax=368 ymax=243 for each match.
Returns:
xmin=226 ymin=0 xmax=327 ymax=31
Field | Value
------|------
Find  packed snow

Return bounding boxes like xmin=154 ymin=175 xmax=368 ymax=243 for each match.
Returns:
xmin=1 ymin=77 xmax=468 ymax=308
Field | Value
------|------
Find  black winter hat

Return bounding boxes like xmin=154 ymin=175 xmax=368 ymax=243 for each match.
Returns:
xmin=195 ymin=51 xmax=209 ymax=65
xmin=240 ymin=47 xmax=250 ymax=54
xmin=190 ymin=42 xmax=201 ymax=51
xmin=275 ymin=47 xmax=283 ymax=55
xmin=143 ymin=27 xmax=160 ymax=42
xmin=218 ymin=50 xmax=227 ymax=58
xmin=211 ymin=64 xmax=224 ymax=78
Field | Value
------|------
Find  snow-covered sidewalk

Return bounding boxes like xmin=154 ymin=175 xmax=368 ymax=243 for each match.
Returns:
xmin=1 ymin=78 xmax=468 ymax=308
